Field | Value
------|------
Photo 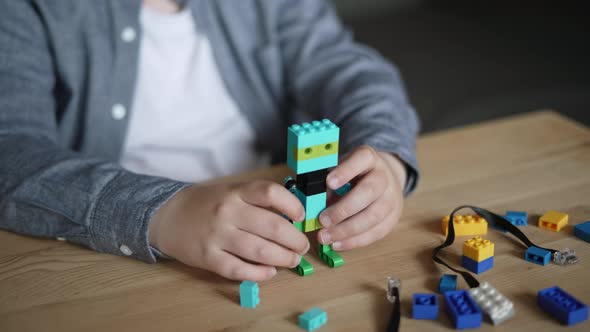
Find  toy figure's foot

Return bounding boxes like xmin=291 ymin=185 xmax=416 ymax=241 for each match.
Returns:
xmin=319 ymin=244 xmax=344 ymax=268
xmin=294 ymin=256 xmax=314 ymax=276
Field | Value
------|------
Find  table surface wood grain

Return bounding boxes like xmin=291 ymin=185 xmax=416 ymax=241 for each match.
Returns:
xmin=1 ymin=111 xmax=589 ymax=332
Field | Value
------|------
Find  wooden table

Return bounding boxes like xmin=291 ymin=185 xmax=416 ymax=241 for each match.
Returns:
xmin=1 ymin=111 xmax=589 ymax=331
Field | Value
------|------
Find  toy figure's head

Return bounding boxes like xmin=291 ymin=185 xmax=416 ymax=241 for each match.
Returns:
xmin=287 ymin=119 xmax=339 ymax=174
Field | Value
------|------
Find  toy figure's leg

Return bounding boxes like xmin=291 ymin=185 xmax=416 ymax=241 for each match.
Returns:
xmin=317 ymin=182 xmax=350 ymax=268
xmin=319 ymin=243 xmax=344 ymax=268
xmin=285 ymin=176 xmax=315 ymax=276
xmin=291 ymin=220 xmax=314 ymax=276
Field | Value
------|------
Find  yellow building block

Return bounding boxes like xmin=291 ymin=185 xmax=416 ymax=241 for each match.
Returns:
xmin=442 ymin=215 xmax=488 ymax=236
xmin=463 ymin=236 xmax=494 ymax=262
xmin=538 ymin=210 xmax=568 ymax=232
xmin=303 ymin=218 xmax=322 ymax=232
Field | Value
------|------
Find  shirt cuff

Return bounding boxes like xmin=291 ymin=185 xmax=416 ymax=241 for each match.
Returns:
xmin=88 ymin=172 xmax=190 ymax=263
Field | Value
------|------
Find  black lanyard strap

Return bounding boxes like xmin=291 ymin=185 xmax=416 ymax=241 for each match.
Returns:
xmin=432 ymin=205 xmax=563 ymax=289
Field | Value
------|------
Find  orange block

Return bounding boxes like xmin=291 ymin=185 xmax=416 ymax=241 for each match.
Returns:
xmin=538 ymin=210 xmax=568 ymax=232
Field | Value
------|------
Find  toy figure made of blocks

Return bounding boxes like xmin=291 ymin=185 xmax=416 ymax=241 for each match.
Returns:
xmin=283 ymin=119 xmax=351 ymax=276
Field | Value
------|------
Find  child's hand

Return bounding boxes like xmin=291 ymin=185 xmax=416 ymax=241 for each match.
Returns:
xmin=148 ymin=181 xmax=309 ymax=281
xmin=318 ymin=145 xmax=407 ymax=251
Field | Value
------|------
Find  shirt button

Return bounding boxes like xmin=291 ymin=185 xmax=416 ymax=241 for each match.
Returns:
xmin=120 ymin=244 xmax=133 ymax=256
xmin=121 ymin=27 xmax=136 ymax=42
xmin=111 ymin=104 xmax=127 ymax=120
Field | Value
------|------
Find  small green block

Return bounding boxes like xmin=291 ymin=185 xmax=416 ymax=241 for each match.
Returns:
xmin=319 ymin=244 xmax=344 ymax=268
xmin=295 ymin=257 xmax=314 ymax=276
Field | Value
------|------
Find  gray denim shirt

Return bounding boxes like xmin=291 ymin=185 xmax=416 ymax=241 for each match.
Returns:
xmin=0 ymin=0 xmax=419 ymax=263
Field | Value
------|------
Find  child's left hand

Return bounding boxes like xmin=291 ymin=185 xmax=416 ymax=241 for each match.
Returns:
xmin=318 ymin=145 xmax=407 ymax=251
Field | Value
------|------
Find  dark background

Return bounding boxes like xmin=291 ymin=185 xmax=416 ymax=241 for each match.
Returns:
xmin=333 ymin=0 xmax=589 ymax=133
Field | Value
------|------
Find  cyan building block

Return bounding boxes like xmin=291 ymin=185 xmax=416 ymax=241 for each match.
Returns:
xmin=461 ymin=255 xmax=494 ymax=274
xmin=287 ymin=120 xmax=340 ymax=174
xmin=239 ymin=281 xmax=259 ymax=308
xmin=525 ymin=246 xmax=551 ymax=266
xmin=294 ymin=189 xmax=326 ymax=232
xmin=439 ymin=274 xmax=458 ymax=293
xmin=444 ymin=290 xmax=482 ymax=329
xmin=573 ymin=221 xmax=590 ymax=243
xmin=288 ymin=120 xmax=340 ymax=148
xmin=298 ymin=307 xmax=327 ymax=331
xmin=505 ymin=211 xmax=528 ymax=226
xmin=412 ymin=293 xmax=439 ymax=319
xmin=538 ymin=286 xmax=588 ymax=325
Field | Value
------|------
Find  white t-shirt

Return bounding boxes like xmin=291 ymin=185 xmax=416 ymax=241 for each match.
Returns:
xmin=120 ymin=6 xmax=268 ymax=182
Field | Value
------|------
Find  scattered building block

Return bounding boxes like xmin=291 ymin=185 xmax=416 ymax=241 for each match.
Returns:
xmin=442 ymin=215 xmax=488 ymax=236
xmin=505 ymin=211 xmax=528 ymax=226
xmin=299 ymin=307 xmax=327 ymax=331
xmin=469 ymin=282 xmax=515 ymax=325
xmin=538 ymin=210 xmax=568 ymax=232
xmin=538 ymin=286 xmax=588 ymax=325
xmin=444 ymin=290 xmax=483 ymax=329
xmin=525 ymin=246 xmax=551 ymax=266
xmin=462 ymin=255 xmax=494 ymax=274
xmin=439 ymin=274 xmax=458 ymax=293
xmin=239 ymin=281 xmax=260 ymax=308
xmin=412 ymin=293 xmax=439 ymax=320
xmin=462 ymin=236 xmax=494 ymax=262
xmin=553 ymin=248 xmax=579 ymax=265
xmin=573 ymin=221 xmax=590 ymax=243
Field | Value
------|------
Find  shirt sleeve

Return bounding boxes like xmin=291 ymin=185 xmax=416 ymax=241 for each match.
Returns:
xmin=0 ymin=1 xmax=188 ymax=263
xmin=274 ymin=0 xmax=420 ymax=194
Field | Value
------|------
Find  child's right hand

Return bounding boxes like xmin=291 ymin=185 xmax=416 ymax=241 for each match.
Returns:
xmin=148 ymin=181 xmax=309 ymax=281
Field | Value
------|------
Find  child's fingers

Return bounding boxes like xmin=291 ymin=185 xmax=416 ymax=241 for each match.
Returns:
xmin=318 ymin=191 xmax=392 ymax=244
xmin=320 ymin=169 xmax=387 ymax=227
xmin=225 ymin=229 xmax=302 ymax=268
xmin=326 ymin=145 xmax=377 ymax=190
xmin=330 ymin=210 xmax=397 ymax=251
xmin=237 ymin=207 xmax=309 ymax=255
xmin=207 ymin=249 xmax=277 ymax=281
xmin=240 ymin=181 xmax=305 ymax=222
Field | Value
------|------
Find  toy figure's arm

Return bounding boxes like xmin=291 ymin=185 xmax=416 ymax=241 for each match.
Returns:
xmin=334 ymin=182 xmax=352 ymax=197
xmin=283 ymin=176 xmax=297 ymax=196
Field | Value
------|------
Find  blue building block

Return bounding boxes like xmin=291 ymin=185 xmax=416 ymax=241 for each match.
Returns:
xmin=505 ymin=211 xmax=528 ymax=226
xmin=525 ymin=246 xmax=551 ymax=266
xmin=413 ymin=293 xmax=439 ymax=319
xmin=287 ymin=120 xmax=340 ymax=174
xmin=574 ymin=221 xmax=590 ymax=243
xmin=439 ymin=274 xmax=458 ymax=293
xmin=444 ymin=290 xmax=483 ymax=329
xmin=298 ymin=307 xmax=327 ymax=332
xmin=538 ymin=286 xmax=588 ymax=325
xmin=239 ymin=281 xmax=259 ymax=308
xmin=461 ymin=256 xmax=494 ymax=274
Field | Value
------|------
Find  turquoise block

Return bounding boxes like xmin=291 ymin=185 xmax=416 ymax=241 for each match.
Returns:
xmin=299 ymin=307 xmax=327 ymax=332
xmin=287 ymin=119 xmax=340 ymax=174
xmin=288 ymin=120 xmax=339 ymax=148
xmin=239 ymin=281 xmax=259 ymax=308
xmin=294 ymin=189 xmax=326 ymax=221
